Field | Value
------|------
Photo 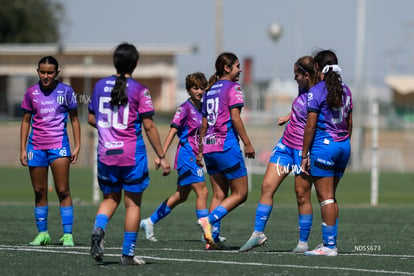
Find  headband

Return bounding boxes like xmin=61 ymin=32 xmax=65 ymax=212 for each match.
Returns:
xmin=322 ymin=65 xmax=341 ymax=74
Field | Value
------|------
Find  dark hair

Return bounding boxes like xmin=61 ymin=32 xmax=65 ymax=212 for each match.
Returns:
xmin=295 ymin=55 xmax=318 ymax=86
xmin=207 ymin=52 xmax=239 ymax=90
xmin=111 ymin=43 xmax=139 ymax=106
xmin=38 ymin=56 xmax=59 ymax=71
xmin=185 ymin=72 xmax=207 ymax=91
xmin=314 ymin=50 xmax=343 ymax=109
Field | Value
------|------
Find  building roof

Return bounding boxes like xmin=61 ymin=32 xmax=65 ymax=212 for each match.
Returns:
xmin=0 ymin=43 xmax=197 ymax=56
xmin=385 ymin=75 xmax=414 ymax=95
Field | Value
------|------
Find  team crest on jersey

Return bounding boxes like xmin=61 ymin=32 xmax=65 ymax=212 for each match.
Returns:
xmin=234 ymin=85 xmax=244 ymax=101
xmin=57 ymin=95 xmax=65 ymax=105
xmin=308 ymin=93 xmax=313 ymax=101
xmin=143 ymin=90 xmax=151 ymax=99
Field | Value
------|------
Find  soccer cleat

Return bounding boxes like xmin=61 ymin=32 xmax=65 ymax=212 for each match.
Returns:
xmin=90 ymin=228 xmax=105 ymax=262
xmin=120 ymin=255 xmax=146 ymax=265
xmin=201 ymin=234 xmax=227 ymax=243
xmin=29 ymin=232 xmax=51 ymax=246
xmin=304 ymin=244 xmax=338 ymax=256
xmin=206 ymin=240 xmax=226 ymax=250
xmin=59 ymin=233 xmax=74 ymax=247
xmin=292 ymin=240 xmax=309 ymax=253
xmin=140 ymin=218 xmax=157 ymax=242
xmin=197 ymin=217 xmax=214 ymax=246
xmin=239 ymin=232 xmax=267 ymax=252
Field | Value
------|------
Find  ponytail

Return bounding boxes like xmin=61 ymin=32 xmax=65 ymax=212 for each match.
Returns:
xmin=324 ymin=70 xmax=343 ymax=109
xmin=110 ymin=74 xmax=128 ymax=106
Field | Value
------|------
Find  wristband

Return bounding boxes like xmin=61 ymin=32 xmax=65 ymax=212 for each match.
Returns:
xmin=302 ymin=155 xmax=308 ymax=159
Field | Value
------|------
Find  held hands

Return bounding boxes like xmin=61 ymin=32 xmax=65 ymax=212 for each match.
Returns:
xmin=155 ymin=157 xmax=171 ymax=176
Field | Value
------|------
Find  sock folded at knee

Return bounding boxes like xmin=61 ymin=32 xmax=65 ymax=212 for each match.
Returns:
xmin=122 ymin=232 xmax=137 ymax=256
xmin=253 ymin=203 xmax=272 ymax=233
xmin=34 ymin=205 xmax=48 ymax=232
xmin=60 ymin=206 xmax=74 ymax=234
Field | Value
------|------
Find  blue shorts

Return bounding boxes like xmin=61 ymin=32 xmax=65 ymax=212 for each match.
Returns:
xmin=269 ymin=140 xmax=302 ymax=175
xmin=310 ymin=137 xmax=351 ymax=178
xmin=97 ymin=154 xmax=149 ymax=194
xmin=204 ymin=146 xmax=247 ymax=180
xmin=27 ymin=146 xmax=71 ymax=167
xmin=176 ymin=146 xmax=205 ymax=186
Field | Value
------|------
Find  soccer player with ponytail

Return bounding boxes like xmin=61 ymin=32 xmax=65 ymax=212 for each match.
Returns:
xmin=88 ymin=43 xmax=171 ymax=265
xmin=301 ymin=49 xmax=353 ymax=256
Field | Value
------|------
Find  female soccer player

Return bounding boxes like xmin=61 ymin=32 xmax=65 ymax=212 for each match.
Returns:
xmin=20 ymin=56 xmax=80 ymax=247
xmin=301 ymin=50 xmax=353 ymax=256
xmin=239 ymin=56 xmax=318 ymax=252
xmin=88 ymin=43 xmax=171 ymax=265
xmin=140 ymin=72 xmax=209 ymax=241
xmin=196 ymin=52 xmax=255 ymax=249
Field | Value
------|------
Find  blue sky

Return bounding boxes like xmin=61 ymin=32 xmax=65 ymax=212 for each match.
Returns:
xmin=61 ymin=0 xmax=414 ymax=87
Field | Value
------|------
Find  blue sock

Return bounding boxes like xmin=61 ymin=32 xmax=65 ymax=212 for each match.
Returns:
xmin=322 ymin=223 xmax=337 ymax=249
xmin=34 ymin=205 xmax=48 ymax=232
xmin=196 ymin=208 xmax=209 ymax=219
xmin=253 ymin=203 xmax=272 ymax=232
xmin=212 ymin=220 xmax=222 ymax=241
xmin=94 ymin=214 xmax=109 ymax=231
xmin=122 ymin=232 xmax=137 ymax=256
xmin=60 ymin=206 xmax=74 ymax=234
xmin=298 ymin=214 xmax=313 ymax=242
xmin=208 ymin=205 xmax=228 ymax=225
xmin=150 ymin=201 xmax=172 ymax=224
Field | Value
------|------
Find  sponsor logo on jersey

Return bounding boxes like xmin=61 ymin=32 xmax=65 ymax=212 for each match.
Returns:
xmin=40 ymin=107 xmax=56 ymax=114
xmin=41 ymin=100 xmax=55 ymax=105
xmin=104 ymin=141 xmax=124 ymax=149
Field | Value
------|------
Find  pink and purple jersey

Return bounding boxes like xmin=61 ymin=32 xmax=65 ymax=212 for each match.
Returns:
xmin=171 ymin=99 xmax=202 ymax=167
xmin=281 ymin=88 xmax=308 ymax=149
xmin=307 ymin=81 xmax=353 ymax=142
xmin=88 ymin=76 xmax=155 ymax=166
xmin=201 ymin=80 xmax=244 ymax=153
xmin=21 ymin=82 xmax=77 ymax=150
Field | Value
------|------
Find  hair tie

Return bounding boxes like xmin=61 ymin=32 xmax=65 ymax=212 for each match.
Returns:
xmin=322 ymin=65 xmax=341 ymax=74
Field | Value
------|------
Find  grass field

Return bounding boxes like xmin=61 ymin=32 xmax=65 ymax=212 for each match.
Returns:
xmin=0 ymin=167 xmax=413 ymax=275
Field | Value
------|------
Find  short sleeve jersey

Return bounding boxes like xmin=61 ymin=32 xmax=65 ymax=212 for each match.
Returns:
xmin=307 ymin=81 xmax=353 ymax=142
xmin=21 ymin=82 xmax=77 ymax=150
xmin=171 ymin=99 xmax=202 ymax=158
xmin=201 ymin=80 xmax=244 ymax=153
xmin=281 ymin=87 xmax=308 ymax=149
xmin=88 ymin=76 xmax=155 ymax=166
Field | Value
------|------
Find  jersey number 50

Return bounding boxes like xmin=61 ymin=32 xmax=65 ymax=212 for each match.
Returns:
xmin=98 ymin=97 xmax=128 ymax=130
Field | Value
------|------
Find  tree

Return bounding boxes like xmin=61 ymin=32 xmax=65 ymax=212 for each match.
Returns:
xmin=0 ymin=0 xmax=64 ymax=43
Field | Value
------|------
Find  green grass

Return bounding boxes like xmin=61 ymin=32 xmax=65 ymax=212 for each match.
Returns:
xmin=0 ymin=167 xmax=413 ymax=275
